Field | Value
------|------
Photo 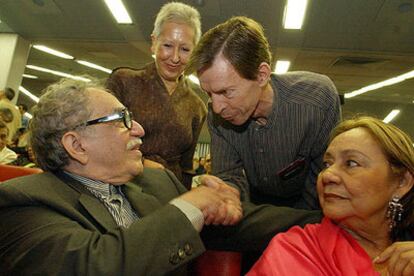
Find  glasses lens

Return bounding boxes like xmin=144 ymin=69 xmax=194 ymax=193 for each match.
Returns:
xmin=124 ymin=110 xmax=132 ymax=129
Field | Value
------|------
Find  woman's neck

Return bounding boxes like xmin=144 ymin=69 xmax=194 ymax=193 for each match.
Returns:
xmin=340 ymin=220 xmax=392 ymax=259
xmin=161 ymin=78 xmax=178 ymax=95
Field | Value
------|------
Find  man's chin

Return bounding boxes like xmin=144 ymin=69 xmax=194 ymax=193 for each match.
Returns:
xmin=226 ymin=117 xmax=247 ymax=126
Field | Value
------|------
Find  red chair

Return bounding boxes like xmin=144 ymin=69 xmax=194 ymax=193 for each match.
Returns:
xmin=194 ymin=250 xmax=242 ymax=276
xmin=0 ymin=164 xmax=42 ymax=181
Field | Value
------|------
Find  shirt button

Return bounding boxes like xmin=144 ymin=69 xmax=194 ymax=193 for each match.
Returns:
xmin=263 ymin=177 xmax=268 ymax=182
xmin=178 ymin=248 xmax=186 ymax=259
xmin=255 ymin=128 xmax=259 ymax=131
xmin=259 ymin=148 xmax=264 ymax=153
xmin=184 ymin=243 xmax=193 ymax=255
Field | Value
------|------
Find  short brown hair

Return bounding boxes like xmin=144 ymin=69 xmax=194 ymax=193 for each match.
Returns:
xmin=330 ymin=116 xmax=414 ymax=241
xmin=185 ymin=16 xmax=272 ymax=80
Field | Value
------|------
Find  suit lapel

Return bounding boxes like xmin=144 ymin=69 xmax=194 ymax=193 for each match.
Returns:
xmin=122 ymin=182 xmax=163 ymax=217
xmin=54 ymin=171 xmax=117 ymax=231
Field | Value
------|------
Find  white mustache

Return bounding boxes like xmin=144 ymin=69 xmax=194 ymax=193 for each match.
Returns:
xmin=127 ymin=138 xmax=142 ymax=150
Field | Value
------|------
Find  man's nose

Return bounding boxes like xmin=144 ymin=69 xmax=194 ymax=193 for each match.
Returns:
xmin=130 ymin=120 xmax=145 ymax=137
xmin=211 ymin=96 xmax=226 ymax=115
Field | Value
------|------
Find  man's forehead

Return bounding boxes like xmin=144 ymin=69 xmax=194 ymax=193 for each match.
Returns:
xmin=85 ymin=88 xmax=124 ymax=114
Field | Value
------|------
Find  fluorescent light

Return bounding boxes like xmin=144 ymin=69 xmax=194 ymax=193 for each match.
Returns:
xmin=283 ymin=0 xmax=308 ymax=29
xmin=76 ymin=60 xmax=112 ymax=74
xmin=274 ymin=60 xmax=291 ymax=74
xmin=188 ymin=74 xmax=200 ymax=85
xmin=32 ymin=45 xmax=74 ymax=59
xmin=26 ymin=65 xmax=91 ymax=82
xmin=383 ymin=109 xmax=400 ymax=123
xmin=24 ymin=112 xmax=33 ymax=119
xmin=345 ymin=69 xmax=414 ymax=98
xmin=103 ymin=0 xmax=132 ymax=24
xmin=19 ymin=86 xmax=39 ymax=103
xmin=22 ymin=74 xmax=39 ymax=79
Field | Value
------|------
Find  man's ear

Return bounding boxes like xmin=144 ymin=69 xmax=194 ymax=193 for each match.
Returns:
xmin=61 ymin=131 xmax=89 ymax=165
xmin=257 ymin=62 xmax=272 ymax=87
xmin=397 ymin=170 xmax=414 ymax=197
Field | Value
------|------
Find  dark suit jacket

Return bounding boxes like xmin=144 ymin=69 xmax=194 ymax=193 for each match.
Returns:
xmin=0 ymin=168 xmax=322 ymax=275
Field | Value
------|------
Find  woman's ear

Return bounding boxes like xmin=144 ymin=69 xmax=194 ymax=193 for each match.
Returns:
xmin=61 ymin=131 xmax=88 ymax=165
xmin=397 ymin=170 xmax=414 ymax=197
xmin=257 ymin=62 xmax=272 ymax=87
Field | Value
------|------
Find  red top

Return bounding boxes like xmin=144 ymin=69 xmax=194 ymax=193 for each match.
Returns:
xmin=248 ymin=217 xmax=380 ymax=276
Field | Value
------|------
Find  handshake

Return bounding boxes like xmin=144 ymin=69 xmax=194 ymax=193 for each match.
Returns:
xmin=178 ymin=175 xmax=243 ymax=226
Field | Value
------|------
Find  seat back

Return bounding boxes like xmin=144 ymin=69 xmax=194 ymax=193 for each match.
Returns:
xmin=194 ymin=250 xmax=241 ymax=276
xmin=0 ymin=164 xmax=42 ymax=181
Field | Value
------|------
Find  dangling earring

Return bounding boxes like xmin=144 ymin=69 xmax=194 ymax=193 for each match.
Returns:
xmin=386 ymin=195 xmax=403 ymax=230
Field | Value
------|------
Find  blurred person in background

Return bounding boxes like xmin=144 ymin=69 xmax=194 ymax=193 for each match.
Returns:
xmin=0 ymin=121 xmax=17 ymax=164
xmin=0 ymin=87 xmax=21 ymax=142
xmin=18 ymin=104 xmax=29 ymax=129
xmin=106 ymin=2 xmax=206 ymax=189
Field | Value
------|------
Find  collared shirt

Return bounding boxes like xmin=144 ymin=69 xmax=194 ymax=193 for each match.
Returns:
xmin=64 ymin=172 xmax=138 ymax=228
xmin=64 ymin=171 xmax=204 ymax=232
xmin=209 ymin=71 xmax=342 ymax=210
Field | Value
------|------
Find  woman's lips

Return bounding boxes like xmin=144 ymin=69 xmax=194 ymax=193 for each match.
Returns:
xmin=324 ymin=192 xmax=347 ymax=200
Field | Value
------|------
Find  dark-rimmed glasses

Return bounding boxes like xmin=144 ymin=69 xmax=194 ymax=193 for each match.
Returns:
xmin=82 ymin=108 xmax=133 ymax=129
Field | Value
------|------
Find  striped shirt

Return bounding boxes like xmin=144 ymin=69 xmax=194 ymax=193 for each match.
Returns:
xmin=208 ymin=71 xmax=341 ymax=210
xmin=65 ymin=172 xmax=138 ymax=228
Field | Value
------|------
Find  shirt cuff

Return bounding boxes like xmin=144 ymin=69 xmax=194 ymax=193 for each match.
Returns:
xmin=170 ymin=198 xmax=205 ymax=232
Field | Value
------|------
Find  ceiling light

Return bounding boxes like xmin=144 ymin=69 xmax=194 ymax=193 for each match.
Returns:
xmin=22 ymin=74 xmax=39 ymax=79
xmin=383 ymin=109 xmax=400 ymax=123
xmin=274 ymin=60 xmax=291 ymax=74
xmin=19 ymin=86 xmax=39 ymax=103
xmin=32 ymin=45 xmax=74 ymax=59
xmin=345 ymin=69 xmax=414 ymax=98
xmin=283 ymin=0 xmax=308 ymax=29
xmin=26 ymin=65 xmax=91 ymax=82
xmin=189 ymin=74 xmax=200 ymax=85
xmin=103 ymin=0 xmax=132 ymax=24
xmin=76 ymin=60 xmax=112 ymax=74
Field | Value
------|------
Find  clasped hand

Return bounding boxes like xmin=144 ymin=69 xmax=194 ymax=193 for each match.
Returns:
xmin=179 ymin=174 xmax=242 ymax=226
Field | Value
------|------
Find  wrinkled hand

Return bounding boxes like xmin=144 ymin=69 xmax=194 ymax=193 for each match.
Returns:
xmin=143 ymin=159 xmax=165 ymax=169
xmin=199 ymin=174 xmax=242 ymax=225
xmin=374 ymin=241 xmax=414 ymax=275
xmin=179 ymin=183 xmax=242 ymax=226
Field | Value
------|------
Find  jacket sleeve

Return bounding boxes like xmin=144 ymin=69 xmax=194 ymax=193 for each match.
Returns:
xmin=0 ymin=182 xmax=205 ymax=275
xmin=201 ymin=201 xmax=323 ymax=252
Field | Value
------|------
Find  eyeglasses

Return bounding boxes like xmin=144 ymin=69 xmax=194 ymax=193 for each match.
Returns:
xmin=83 ymin=108 xmax=133 ymax=129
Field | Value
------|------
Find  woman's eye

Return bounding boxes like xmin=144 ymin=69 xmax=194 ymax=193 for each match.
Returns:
xmin=322 ymin=161 xmax=331 ymax=168
xmin=163 ymin=44 xmax=172 ymax=48
xmin=182 ymin=47 xmax=190 ymax=52
xmin=346 ymin=160 xmax=358 ymax=167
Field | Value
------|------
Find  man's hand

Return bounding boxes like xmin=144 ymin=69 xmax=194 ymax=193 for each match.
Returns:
xmin=374 ymin=241 xmax=414 ymax=275
xmin=179 ymin=183 xmax=242 ymax=226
